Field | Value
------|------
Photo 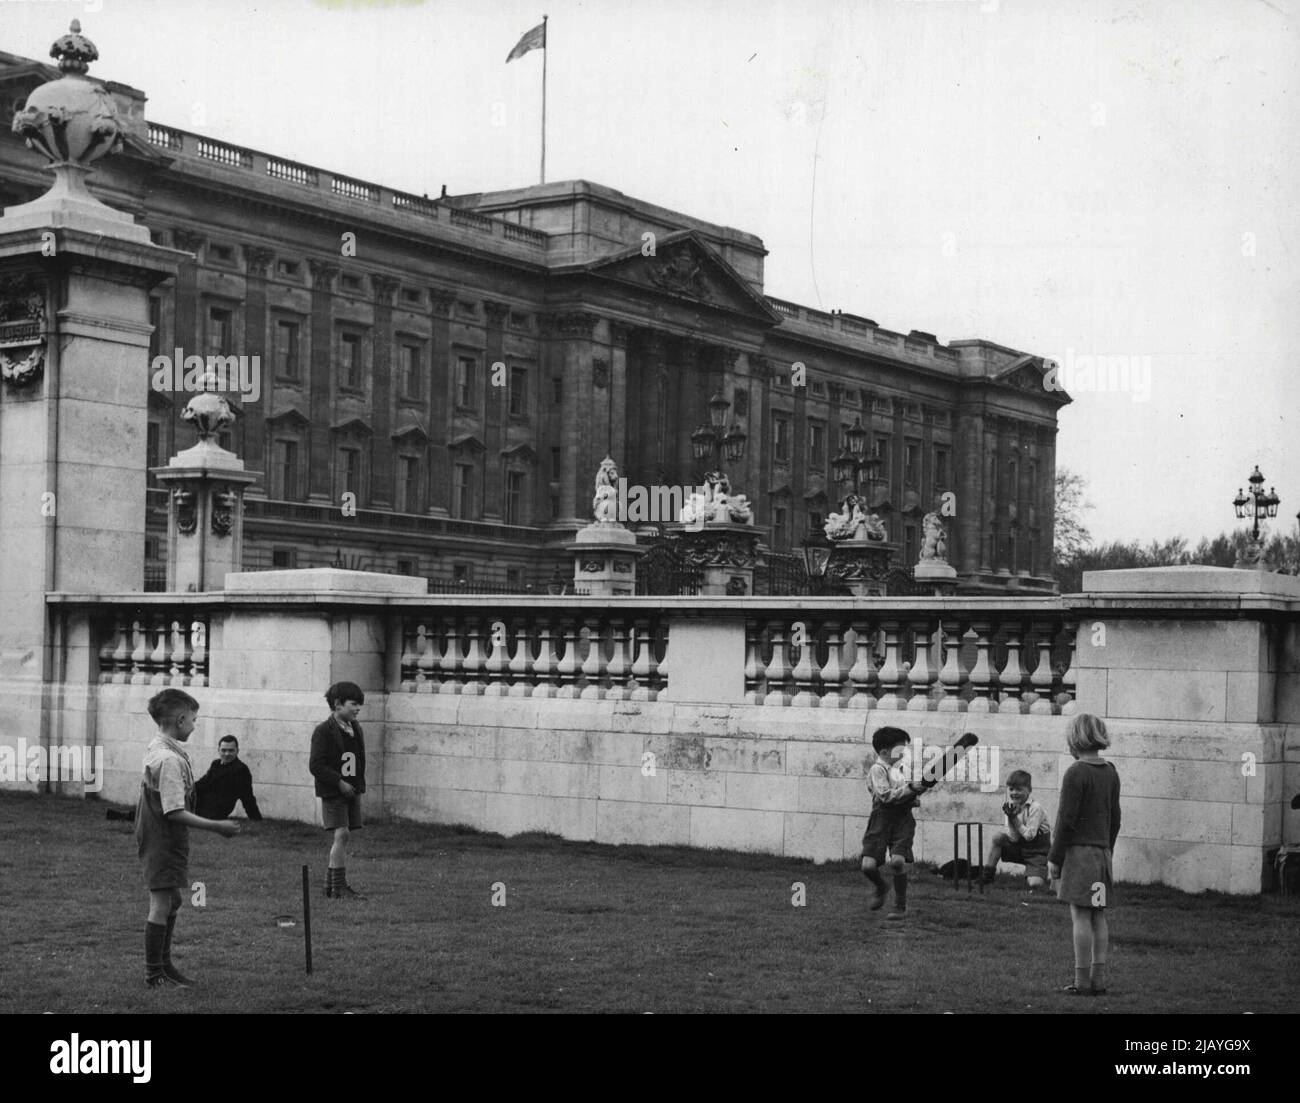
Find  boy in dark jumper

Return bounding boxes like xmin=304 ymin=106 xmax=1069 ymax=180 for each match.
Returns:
xmin=309 ymin=681 xmax=367 ymax=900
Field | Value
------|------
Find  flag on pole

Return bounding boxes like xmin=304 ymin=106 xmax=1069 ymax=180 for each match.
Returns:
xmin=506 ymin=21 xmax=546 ymax=62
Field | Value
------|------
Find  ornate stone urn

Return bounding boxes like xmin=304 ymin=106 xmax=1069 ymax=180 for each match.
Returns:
xmin=5 ymin=22 xmax=150 ymax=242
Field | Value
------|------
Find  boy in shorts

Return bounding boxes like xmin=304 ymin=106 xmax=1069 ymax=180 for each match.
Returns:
xmin=983 ymin=769 xmax=1051 ymax=890
xmin=310 ymin=681 xmax=367 ymax=900
xmin=137 ymin=689 xmax=241 ymax=988
xmin=860 ymin=726 xmax=923 ymax=920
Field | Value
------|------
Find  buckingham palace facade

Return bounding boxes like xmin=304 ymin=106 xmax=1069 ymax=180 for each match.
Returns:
xmin=0 ymin=46 xmax=1069 ymax=593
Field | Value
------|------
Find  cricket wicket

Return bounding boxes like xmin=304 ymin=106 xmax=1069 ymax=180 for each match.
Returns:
xmin=954 ymin=821 xmax=984 ymax=894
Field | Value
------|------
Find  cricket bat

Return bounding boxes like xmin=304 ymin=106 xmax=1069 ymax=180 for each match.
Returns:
xmin=917 ymin=731 xmax=979 ymax=790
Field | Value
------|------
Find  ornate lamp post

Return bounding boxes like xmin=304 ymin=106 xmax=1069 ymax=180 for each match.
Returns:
xmin=830 ymin=415 xmax=880 ymax=495
xmin=1232 ymin=465 xmax=1280 ymax=569
xmin=691 ymin=392 xmax=748 ymax=475
xmin=670 ymin=392 xmax=760 ymax=596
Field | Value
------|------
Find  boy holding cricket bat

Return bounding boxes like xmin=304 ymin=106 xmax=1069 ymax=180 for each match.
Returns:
xmin=861 ymin=727 xmax=923 ymax=920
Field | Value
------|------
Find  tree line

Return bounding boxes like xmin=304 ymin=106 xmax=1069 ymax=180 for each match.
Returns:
xmin=1053 ymin=469 xmax=1300 ymax=594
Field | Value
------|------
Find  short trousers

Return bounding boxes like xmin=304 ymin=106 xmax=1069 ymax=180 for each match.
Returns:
xmin=998 ymin=837 xmax=1050 ymax=880
xmin=1055 ymin=844 xmax=1113 ymax=907
xmin=136 ymin=785 xmax=190 ymax=891
xmin=861 ymin=803 xmax=916 ymax=864
xmin=321 ymin=793 xmax=364 ymax=831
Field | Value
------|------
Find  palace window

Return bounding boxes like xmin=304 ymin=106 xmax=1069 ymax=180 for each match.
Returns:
xmin=773 ymin=506 xmax=788 ymax=548
xmin=773 ymin=415 xmax=791 ymax=463
xmin=336 ymin=446 xmax=362 ymax=501
xmin=340 ymin=332 xmax=364 ymax=389
xmin=275 ymin=319 xmax=300 ymax=380
xmin=934 ymin=446 xmax=950 ymax=491
xmin=397 ymin=455 xmax=420 ymax=513
xmin=505 ymin=470 xmax=525 ymax=525
xmin=453 ymin=463 xmax=474 ymax=519
xmin=273 ymin=440 xmax=299 ymax=499
xmin=871 ymin=434 xmax=890 ymax=478
xmin=509 ymin=366 xmax=529 ymax=418
xmin=271 ymin=547 xmax=297 ymax=569
xmin=904 ymin=440 xmax=920 ymax=488
xmin=456 ymin=356 xmax=477 ymax=409
xmin=808 ymin=422 xmax=826 ymax=469
xmin=207 ymin=306 xmax=234 ymax=358
xmin=399 ymin=343 xmax=422 ymax=401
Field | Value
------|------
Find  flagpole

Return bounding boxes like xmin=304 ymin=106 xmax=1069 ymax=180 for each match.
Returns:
xmin=540 ymin=14 xmax=548 ymax=184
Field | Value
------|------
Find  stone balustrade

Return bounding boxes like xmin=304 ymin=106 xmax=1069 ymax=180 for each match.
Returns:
xmin=743 ymin=609 xmax=1075 ymax=713
xmin=94 ymin=610 xmax=210 ymax=687
xmin=398 ymin=613 xmax=668 ymax=700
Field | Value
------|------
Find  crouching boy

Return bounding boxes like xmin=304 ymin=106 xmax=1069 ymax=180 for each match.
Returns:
xmin=983 ymin=769 xmax=1051 ymax=890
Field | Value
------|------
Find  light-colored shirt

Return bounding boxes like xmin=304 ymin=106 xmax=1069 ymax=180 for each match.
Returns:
xmin=1006 ymin=797 xmax=1048 ymax=842
xmin=868 ymin=759 xmax=914 ymax=805
xmin=141 ymin=734 xmax=194 ymax=816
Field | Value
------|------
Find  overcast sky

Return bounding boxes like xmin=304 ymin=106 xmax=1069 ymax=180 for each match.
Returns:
xmin=7 ymin=0 xmax=1297 ymax=548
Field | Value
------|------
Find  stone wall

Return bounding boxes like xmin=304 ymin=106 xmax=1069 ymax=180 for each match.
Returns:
xmin=76 ymin=683 xmax=1294 ymax=896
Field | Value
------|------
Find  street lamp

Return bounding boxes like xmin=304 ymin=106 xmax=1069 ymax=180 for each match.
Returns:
xmin=1233 ymin=465 xmax=1279 ymax=543
xmin=831 ymin=414 xmax=881 ymax=497
xmin=691 ymin=392 xmax=747 ymax=472
xmin=801 ymin=528 xmax=832 ymax=580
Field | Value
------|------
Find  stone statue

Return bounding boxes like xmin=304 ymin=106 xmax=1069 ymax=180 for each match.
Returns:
xmin=920 ymin=512 xmax=948 ymax=562
xmin=592 ymin=455 xmax=619 ymax=523
xmin=680 ymin=471 xmax=753 ymax=526
xmin=825 ymin=494 xmax=886 ymax=542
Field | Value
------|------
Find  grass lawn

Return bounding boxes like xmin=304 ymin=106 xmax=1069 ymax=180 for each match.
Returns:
xmin=2 ymin=790 xmax=1296 ymax=1014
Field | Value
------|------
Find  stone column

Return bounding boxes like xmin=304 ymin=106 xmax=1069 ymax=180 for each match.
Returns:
xmin=608 ymin=322 xmax=632 ymax=479
xmin=241 ymin=246 xmax=274 ymax=486
xmin=427 ymin=288 xmax=455 ymax=515
xmin=987 ymin=414 xmax=1004 ymax=573
xmin=542 ymin=312 xmax=598 ymax=524
xmin=306 ymin=260 xmax=339 ymax=502
xmin=370 ymin=275 xmax=399 ymax=509
xmin=676 ymin=338 xmax=703 ymax=484
xmin=1039 ymin=426 xmax=1057 ymax=578
xmin=482 ymin=300 xmax=509 ymax=519
xmin=641 ymin=330 xmax=668 ymax=482
xmin=751 ymin=355 xmax=774 ymax=531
